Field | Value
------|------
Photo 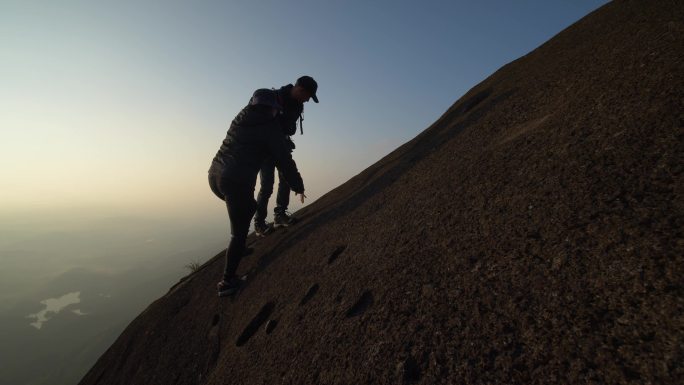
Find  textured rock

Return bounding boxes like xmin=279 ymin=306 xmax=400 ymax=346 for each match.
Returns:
xmin=79 ymin=2 xmax=683 ymax=384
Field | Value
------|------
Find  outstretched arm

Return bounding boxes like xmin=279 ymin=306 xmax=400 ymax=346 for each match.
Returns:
xmin=266 ymin=129 xmax=305 ymax=195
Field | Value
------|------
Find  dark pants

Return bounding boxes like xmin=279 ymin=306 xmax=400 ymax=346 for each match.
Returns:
xmin=254 ymin=157 xmax=290 ymax=223
xmin=209 ymin=173 xmax=256 ymax=281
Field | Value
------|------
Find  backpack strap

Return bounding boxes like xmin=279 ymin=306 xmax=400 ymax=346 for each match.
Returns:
xmin=299 ymin=113 xmax=304 ymax=135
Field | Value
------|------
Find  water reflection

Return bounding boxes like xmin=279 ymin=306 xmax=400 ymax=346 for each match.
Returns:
xmin=27 ymin=292 xmax=82 ymax=329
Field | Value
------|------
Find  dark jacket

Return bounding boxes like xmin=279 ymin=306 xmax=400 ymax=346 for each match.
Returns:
xmin=275 ymin=84 xmax=304 ymax=136
xmin=209 ymin=104 xmax=304 ymax=194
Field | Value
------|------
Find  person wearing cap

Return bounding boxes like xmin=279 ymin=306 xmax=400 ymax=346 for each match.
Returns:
xmin=253 ymin=75 xmax=318 ymax=236
xmin=208 ymin=89 xmax=306 ymax=296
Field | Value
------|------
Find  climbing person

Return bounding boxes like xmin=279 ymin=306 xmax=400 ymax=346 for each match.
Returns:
xmin=253 ymin=75 xmax=319 ymax=236
xmin=208 ymin=88 xmax=307 ymax=297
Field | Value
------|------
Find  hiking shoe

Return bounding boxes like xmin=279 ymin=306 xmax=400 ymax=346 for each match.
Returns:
xmin=274 ymin=212 xmax=296 ymax=227
xmin=217 ymin=277 xmax=242 ymax=297
xmin=254 ymin=221 xmax=273 ymax=237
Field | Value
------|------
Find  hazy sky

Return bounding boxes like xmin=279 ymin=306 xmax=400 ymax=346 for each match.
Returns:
xmin=1 ymin=0 xmax=608 ymax=218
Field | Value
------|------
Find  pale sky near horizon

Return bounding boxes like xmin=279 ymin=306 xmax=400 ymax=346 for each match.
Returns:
xmin=0 ymin=0 xmax=609 ymax=219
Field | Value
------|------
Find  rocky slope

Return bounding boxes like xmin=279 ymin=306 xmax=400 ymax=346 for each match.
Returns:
xmin=80 ymin=1 xmax=683 ymax=384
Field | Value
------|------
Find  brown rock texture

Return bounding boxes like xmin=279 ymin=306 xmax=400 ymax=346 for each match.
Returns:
xmin=80 ymin=1 xmax=683 ymax=384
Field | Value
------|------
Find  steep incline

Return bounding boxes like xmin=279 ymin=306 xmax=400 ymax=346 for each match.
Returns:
xmin=81 ymin=1 xmax=683 ymax=384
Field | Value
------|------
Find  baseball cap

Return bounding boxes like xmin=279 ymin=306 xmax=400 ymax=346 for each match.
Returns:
xmin=295 ymin=75 xmax=319 ymax=103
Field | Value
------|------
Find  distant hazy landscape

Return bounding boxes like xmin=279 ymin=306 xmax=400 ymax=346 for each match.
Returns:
xmin=0 ymin=209 xmax=227 ymax=385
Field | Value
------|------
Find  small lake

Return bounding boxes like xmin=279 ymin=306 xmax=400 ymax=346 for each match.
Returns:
xmin=26 ymin=292 xmax=83 ymax=329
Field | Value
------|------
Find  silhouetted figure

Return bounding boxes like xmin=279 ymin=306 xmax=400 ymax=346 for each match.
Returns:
xmin=253 ymin=76 xmax=319 ymax=236
xmin=208 ymin=89 xmax=306 ymax=296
